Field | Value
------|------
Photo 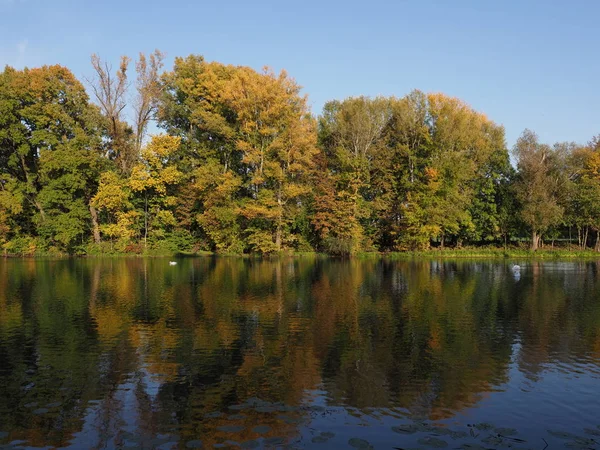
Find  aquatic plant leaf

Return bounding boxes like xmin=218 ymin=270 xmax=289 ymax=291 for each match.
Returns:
xmin=418 ymin=437 xmax=448 ymax=448
xmin=565 ymin=438 xmax=597 ymax=449
xmin=312 ymin=431 xmax=335 ymax=443
xmin=495 ymin=428 xmax=517 ymax=436
xmin=547 ymin=430 xmax=581 ymax=440
xmin=240 ymin=440 xmax=260 ymax=448
xmin=252 ymin=425 xmax=271 ymax=434
xmin=392 ymin=424 xmax=418 ymax=434
xmin=449 ymin=430 xmax=469 ymax=439
xmin=481 ymin=435 xmax=503 ymax=446
xmin=348 ymin=437 xmax=373 ymax=449
xmin=583 ymin=428 xmax=600 ymax=436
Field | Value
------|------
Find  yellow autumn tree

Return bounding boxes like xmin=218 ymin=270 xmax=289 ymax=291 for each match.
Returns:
xmin=129 ymin=134 xmax=183 ymax=247
xmin=222 ymin=67 xmax=318 ymax=253
xmin=92 ymin=171 xmax=139 ymax=249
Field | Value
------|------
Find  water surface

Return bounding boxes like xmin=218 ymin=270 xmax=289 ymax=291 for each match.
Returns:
xmin=0 ymin=258 xmax=599 ymax=449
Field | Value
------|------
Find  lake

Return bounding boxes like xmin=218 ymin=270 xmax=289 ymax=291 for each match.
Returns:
xmin=0 ymin=258 xmax=599 ymax=449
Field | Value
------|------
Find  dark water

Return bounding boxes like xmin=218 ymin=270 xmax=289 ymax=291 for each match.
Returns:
xmin=0 ymin=258 xmax=600 ymax=449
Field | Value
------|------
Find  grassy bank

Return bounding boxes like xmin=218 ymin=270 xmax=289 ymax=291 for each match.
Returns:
xmin=3 ymin=244 xmax=600 ymax=259
xmin=358 ymin=247 xmax=600 ymax=259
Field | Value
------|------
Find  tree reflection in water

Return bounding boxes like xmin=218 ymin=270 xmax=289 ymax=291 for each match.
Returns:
xmin=0 ymin=258 xmax=599 ymax=448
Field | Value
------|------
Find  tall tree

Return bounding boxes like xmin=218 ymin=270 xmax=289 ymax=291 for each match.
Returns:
xmin=316 ymin=97 xmax=391 ymax=252
xmin=129 ymin=134 xmax=183 ymax=247
xmin=223 ymin=67 xmax=318 ymax=253
xmin=159 ymin=59 xmax=318 ymax=253
xmin=133 ymin=50 xmax=165 ymax=154
xmin=513 ymin=130 xmax=564 ymax=250
xmin=88 ymin=54 xmax=134 ymax=173
xmin=0 ymin=65 xmax=105 ymax=251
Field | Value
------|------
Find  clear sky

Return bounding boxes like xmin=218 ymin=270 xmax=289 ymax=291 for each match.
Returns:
xmin=1 ymin=0 xmax=598 ymax=147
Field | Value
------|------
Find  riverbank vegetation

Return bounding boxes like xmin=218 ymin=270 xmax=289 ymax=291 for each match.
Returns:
xmin=1 ymin=52 xmax=600 ymax=256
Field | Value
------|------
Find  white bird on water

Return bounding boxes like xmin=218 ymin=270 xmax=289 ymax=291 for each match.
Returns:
xmin=512 ymin=264 xmax=521 ymax=271
xmin=169 ymin=261 xmax=177 ymax=266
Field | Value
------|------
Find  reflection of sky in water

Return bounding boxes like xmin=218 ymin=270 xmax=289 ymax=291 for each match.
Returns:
xmin=0 ymin=258 xmax=599 ymax=448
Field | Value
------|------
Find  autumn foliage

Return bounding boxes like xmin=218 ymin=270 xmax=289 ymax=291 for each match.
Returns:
xmin=1 ymin=53 xmax=599 ymax=254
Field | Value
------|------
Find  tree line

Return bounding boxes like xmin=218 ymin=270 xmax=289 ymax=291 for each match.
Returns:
xmin=1 ymin=52 xmax=599 ymax=255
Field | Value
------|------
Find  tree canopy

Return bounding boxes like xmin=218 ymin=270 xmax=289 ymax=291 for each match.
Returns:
xmin=0 ymin=54 xmax=598 ymax=255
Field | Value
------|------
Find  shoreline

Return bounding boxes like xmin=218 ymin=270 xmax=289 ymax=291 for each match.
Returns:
xmin=3 ymin=248 xmax=600 ymax=259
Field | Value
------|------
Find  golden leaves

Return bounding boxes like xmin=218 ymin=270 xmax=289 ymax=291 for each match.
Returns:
xmin=129 ymin=134 xmax=183 ymax=194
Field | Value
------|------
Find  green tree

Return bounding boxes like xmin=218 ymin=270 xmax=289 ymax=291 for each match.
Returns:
xmin=316 ymin=96 xmax=391 ymax=253
xmin=0 ymin=65 xmax=105 ymax=252
xmin=513 ymin=130 xmax=565 ymax=250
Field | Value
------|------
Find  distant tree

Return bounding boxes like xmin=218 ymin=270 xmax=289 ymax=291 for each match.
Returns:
xmin=513 ymin=130 xmax=564 ymax=250
xmin=565 ymin=139 xmax=600 ymax=250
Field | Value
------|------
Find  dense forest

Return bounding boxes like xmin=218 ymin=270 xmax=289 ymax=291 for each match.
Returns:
xmin=1 ymin=52 xmax=599 ymax=255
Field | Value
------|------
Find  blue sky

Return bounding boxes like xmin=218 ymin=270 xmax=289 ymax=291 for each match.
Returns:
xmin=1 ymin=0 xmax=598 ymax=147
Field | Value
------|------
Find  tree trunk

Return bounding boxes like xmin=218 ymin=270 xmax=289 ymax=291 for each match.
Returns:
xmin=275 ymin=190 xmax=283 ymax=252
xmin=532 ymin=230 xmax=539 ymax=251
xmin=144 ymin=192 xmax=148 ymax=249
xmin=569 ymin=226 xmax=572 ymax=247
xmin=596 ymin=231 xmax=600 ymax=252
xmin=34 ymin=200 xmax=46 ymax=221
xmin=89 ymin=205 xmax=101 ymax=244
xmin=275 ymin=226 xmax=282 ymax=252
xmin=440 ymin=234 xmax=445 ymax=250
